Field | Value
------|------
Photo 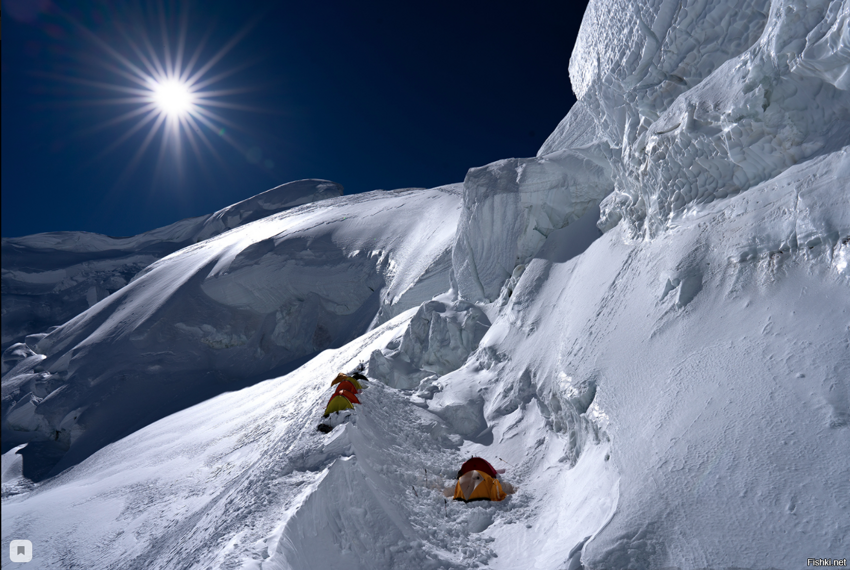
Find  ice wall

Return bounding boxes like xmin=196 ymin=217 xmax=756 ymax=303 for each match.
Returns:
xmin=453 ymin=0 xmax=848 ymax=299
xmin=452 ymin=150 xmax=612 ymax=302
xmin=570 ymin=0 xmax=850 ymax=235
xmin=448 ymin=0 xmax=850 ymax=565
xmin=368 ymin=299 xmax=491 ymax=389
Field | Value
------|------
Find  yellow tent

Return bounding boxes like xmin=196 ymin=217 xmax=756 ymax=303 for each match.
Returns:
xmin=323 ymin=394 xmax=355 ymax=417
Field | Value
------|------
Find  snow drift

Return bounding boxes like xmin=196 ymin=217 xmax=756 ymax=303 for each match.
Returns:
xmin=3 ymin=0 xmax=849 ymax=568
xmin=2 ymin=184 xmax=461 ymax=480
xmin=1 ymin=179 xmax=343 ymax=352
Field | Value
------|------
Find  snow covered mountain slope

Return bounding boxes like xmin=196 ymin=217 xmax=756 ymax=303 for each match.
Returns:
xmin=575 ymin=152 xmax=849 ymax=570
xmin=2 ymin=0 xmax=849 ymax=567
xmin=1 ymin=185 xmax=460 ymax=480
xmin=477 ymin=147 xmax=849 ymax=569
xmin=1 ymin=179 xmax=343 ymax=352
xmin=0 ymin=296 xmax=618 ymax=570
xmin=3 ymin=152 xmax=845 ymax=567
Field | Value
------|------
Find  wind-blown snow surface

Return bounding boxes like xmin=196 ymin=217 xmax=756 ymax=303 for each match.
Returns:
xmin=1 ymin=185 xmax=460 ymax=479
xmin=3 ymin=0 xmax=850 ymax=568
xmin=1 ymin=180 xmax=343 ymax=352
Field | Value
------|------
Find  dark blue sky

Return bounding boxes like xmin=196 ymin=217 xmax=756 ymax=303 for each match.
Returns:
xmin=2 ymin=0 xmax=588 ymax=238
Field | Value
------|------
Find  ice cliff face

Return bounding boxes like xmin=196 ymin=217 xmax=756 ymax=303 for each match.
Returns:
xmin=453 ymin=0 xmax=773 ymax=301
xmin=572 ymin=0 xmax=850 ymax=236
xmin=1 ymin=179 xmax=343 ymax=352
xmin=453 ymin=0 xmax=849 ymax=297
xmin=451 ymin=151 xmax=612 ymax=302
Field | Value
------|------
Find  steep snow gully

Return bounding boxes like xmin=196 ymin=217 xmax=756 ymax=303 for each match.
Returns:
xmin=3 ymin=0 xmax=850 ymax=568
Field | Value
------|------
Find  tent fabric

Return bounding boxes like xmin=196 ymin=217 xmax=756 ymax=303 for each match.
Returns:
xmin=331 ymin=374 xmax=362 ymax=391
xmin=323 ymin=394 xmax=354 ymax=417
xmin=330 ymin=373 xmax=354 ymax=385
xmin=452 ymin=470 xmax=507 ymax=503
xmin=350 ymin=372 xmax=368 ymax=382
xmin=330 ymin=390 xmax=360 ymax=405
xmin=458 ymin=457 xmax=499 ymax=479
xmin=334 ymin=380 xmax=358 ymax=394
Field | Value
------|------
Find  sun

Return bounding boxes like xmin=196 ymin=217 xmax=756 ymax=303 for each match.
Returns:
xmin=151 ymin=79 xmax=194 ymax=117
xmin=43 ymin=2 xmax=268 ymax=191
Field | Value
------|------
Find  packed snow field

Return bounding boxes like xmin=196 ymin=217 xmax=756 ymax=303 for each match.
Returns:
xmin=3 ymin=0 xmax=849 ymax=568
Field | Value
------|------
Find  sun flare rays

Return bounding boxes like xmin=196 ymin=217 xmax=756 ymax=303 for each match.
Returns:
xmin=47 ymin=2 xmax=268 ymax=193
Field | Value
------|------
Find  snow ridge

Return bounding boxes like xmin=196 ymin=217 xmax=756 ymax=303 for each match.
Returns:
xmin=1 ymin=186 xmax=461 ymax=481
xmin=1 ymin=179 xmax=343 ymax=351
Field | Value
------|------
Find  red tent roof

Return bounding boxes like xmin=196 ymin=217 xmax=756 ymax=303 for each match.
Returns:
xmin=329 ymin=390 xmax=360 ymax=405
xmin=334 ymin=380 xmax=358 ymax=394
xmin=458 ymin=457 xmax=498 ymax=479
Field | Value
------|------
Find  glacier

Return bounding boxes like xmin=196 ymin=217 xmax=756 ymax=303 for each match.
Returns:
xmin=2 ymin=0 xmax=849 ymax=568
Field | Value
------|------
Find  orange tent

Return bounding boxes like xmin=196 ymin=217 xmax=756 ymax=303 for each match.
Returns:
xmin=331 ymin=373 xmax=362 ymax=390
xmin=453 ymin=470 xmax=507 ymax=503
